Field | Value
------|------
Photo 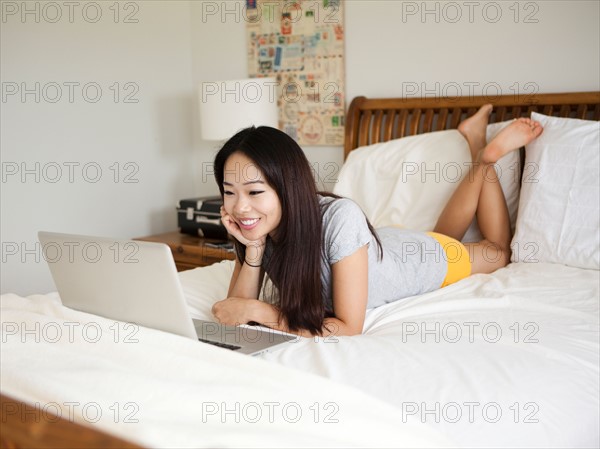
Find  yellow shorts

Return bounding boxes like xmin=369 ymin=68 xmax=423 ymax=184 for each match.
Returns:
xmin=426 ymin=231 xmax=472 ymax=288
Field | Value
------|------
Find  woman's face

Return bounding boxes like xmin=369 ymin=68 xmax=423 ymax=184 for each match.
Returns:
xmin=222 ymin=151 xmax=282 ymax=240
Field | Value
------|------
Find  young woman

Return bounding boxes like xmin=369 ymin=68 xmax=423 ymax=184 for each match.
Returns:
xmin=211 ymin=105 xmax=543 ymax=337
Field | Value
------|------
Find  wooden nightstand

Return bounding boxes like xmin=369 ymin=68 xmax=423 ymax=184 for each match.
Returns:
xmin=134 ymin=231 xmax=236 ymax=271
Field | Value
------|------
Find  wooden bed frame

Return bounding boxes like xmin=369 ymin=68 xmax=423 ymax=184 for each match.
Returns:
xmin=2 ymin=90 xmax=599 ymax=449
xmin=0 ymin=393 xmax=143 ymax=448
xmin=344 ymin=91 xmax=600 ymax=158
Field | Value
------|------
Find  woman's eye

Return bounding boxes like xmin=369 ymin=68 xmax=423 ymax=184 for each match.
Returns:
xmin=249 ymin=191 xmax=264 ymax=196
xmin=223 ymin=190 xmax=233 ymax=196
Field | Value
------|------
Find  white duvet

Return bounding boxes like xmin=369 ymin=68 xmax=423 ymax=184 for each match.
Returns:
xmin=181 ymin=260 xmax=600 ymax=448
xmin=2 ymin=261 xmax=599 ymax=448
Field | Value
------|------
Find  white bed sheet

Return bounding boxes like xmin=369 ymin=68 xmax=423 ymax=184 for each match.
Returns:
xmin=180 ymin=260 xmax=600 ymax=448
xmin=0 ymin=292 xmax=450 ymax=448
xmin=2 ymin=260 xmax=598 ymax=448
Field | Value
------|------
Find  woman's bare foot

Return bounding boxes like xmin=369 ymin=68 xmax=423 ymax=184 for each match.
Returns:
xmin=480 ymin=118 xmax=543 ymax=164
xmin=458 ymin=104 xmax=493 ymax=161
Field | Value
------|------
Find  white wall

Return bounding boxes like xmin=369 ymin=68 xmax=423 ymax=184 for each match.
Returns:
xmin=1 ymin=2 xmax=195 ymax=294
xmin=344 ymin=0 xmax=600 ymax=98
xmin=2 ymin=0 xmax=599 ymax=295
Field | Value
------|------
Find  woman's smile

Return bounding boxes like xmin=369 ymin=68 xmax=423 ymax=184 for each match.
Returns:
xmin=237 ymin=217 xmax=260 ymax=230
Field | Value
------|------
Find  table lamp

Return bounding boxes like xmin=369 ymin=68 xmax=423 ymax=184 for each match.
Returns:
xmin=199 ymin=77 xmax=279 ymax=141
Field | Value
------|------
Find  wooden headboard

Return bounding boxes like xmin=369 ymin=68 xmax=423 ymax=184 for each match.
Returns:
xmin=344 ymin=92 xmax=600 ymax=159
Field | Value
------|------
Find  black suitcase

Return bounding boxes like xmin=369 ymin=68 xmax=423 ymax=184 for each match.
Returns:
xmin=177 ymin=196 xmax=228 ymax=240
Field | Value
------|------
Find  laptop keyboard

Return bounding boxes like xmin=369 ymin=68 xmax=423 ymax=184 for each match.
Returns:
xmin=198 ymin=338 xmax=241 ymax=351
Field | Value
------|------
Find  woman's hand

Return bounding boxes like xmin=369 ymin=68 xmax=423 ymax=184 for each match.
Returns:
xmin=220 ymin=206 xmax=266 ymax=265
xmin=220 ymin=205 xmax=245 ymax=244
xmin=211 ymin=297 xmax=256 ymax=326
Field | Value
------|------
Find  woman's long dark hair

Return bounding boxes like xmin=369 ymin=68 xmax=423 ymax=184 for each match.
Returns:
xmin=214 ymin=126 xmax=381 ymax=335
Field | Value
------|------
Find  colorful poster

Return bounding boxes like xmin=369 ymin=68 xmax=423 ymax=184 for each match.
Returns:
xmin=247 ymin=0 xmax=345 ymax=146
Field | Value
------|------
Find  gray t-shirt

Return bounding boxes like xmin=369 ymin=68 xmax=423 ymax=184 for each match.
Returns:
xmin=319 ymin=195 xmax=447 ymax=311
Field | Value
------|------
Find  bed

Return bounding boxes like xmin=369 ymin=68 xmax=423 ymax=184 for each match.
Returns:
xmin=2 ymin=91 xmax=599 ymax=448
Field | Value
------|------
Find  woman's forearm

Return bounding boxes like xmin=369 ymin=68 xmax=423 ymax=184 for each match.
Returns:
xmin=247 ymin=300 xmax=313 ymax=337
xmin=228 ymin=243 xmax=265 ymax=299
xmin=248 ymin=301 xmax=360 ymax=337
xmin=228 ymin=261 xmax=264 ymax=299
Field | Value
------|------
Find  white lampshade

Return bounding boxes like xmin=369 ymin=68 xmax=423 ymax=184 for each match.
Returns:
xmin=199 ymin=77 xmax=279 ymax=141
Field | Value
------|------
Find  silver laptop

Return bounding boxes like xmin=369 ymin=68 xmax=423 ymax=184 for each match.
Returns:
xmin=38 ymin=231 xmax=296 ymax=356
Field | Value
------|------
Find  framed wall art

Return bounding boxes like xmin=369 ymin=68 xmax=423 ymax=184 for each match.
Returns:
xmin=247 ymin=0 xmax=345 ymax=146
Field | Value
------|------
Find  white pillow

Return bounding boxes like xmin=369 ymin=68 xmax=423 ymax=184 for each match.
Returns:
xmin=511 ymin=112 xmax=600 ymax=269
xmin=179 ymin=260 xmax=234 ymax=320
xmin=334 ymin=122 xmax=520 ymax=243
